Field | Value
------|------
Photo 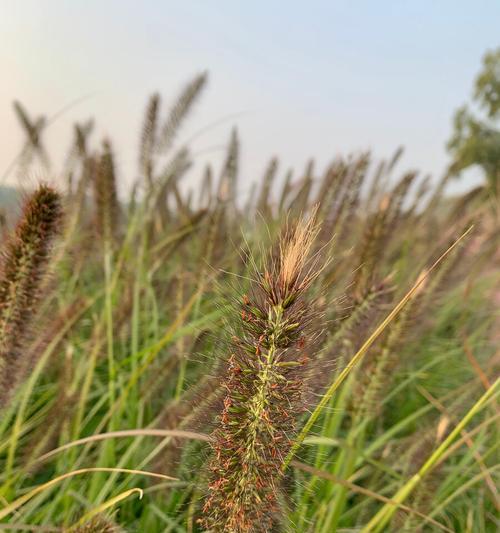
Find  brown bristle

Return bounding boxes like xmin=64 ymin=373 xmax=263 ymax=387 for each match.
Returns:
xmin=0 ymin=184 xmax=62 ymax=406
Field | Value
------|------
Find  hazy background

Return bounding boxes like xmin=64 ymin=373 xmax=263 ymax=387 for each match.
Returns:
xmin=1 ymin=0 xmax=499 ymax=196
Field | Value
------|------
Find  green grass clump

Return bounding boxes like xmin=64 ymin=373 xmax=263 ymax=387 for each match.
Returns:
xmin=0 ymin=76 xmax=498 ymax=532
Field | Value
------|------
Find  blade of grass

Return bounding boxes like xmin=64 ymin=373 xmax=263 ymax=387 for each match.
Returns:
xmin=283 ymin=226 xmax=474 ymax=470
xmin=291 ymin=460 xmax=454 ymax=532
xmin=67 ymin=488 xmax=143 ymax=530
xmin=33 ymin=428 xmax=212 ymax=464
xmin=361 ymin=377 xmax=499 ymax=532
xmin=0 ymin=468 xmax=175 ymax=520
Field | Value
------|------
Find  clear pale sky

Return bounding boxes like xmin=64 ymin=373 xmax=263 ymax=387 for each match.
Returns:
xmin=1 ymin=1 xmax=499 ymax=196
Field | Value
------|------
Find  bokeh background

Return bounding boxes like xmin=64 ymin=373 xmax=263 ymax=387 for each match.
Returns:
xmin=1 ymin=0 xmax=500 ymax=194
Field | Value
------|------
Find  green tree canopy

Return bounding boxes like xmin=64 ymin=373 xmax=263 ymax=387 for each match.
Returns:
xmin=448 ymin=48 xmax=500 ymax=191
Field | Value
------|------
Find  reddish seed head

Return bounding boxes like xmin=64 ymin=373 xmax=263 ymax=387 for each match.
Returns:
xmin=203 ymin=210 xmax=323 ymax=532
xmin=0 ymin=184 xmax=62 ymax=407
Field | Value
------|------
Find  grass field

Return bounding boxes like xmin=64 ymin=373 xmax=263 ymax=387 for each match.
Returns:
xmin=0 ymin=76 xmax=498 ymax=532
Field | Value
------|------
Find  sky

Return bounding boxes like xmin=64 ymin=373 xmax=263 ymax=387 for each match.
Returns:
xmin=1 ymin=1 xmax=499 ymax=198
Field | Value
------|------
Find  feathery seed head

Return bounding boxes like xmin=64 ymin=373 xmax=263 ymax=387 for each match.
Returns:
xmin=0 ymin=184 xmax=62 ymax=406
xmin=93 ymin=139 xmax=120 ymax=243
xmin=202 ymin=209 xmax=323 ymax=532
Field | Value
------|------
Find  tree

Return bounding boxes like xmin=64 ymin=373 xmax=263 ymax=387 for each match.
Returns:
xmin=448 ymin=48 xmax=500 ymax=192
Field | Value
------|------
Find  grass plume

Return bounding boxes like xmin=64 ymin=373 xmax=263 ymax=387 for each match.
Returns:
xmin=93 ymin=139 xmax=120 ymax=244
xmin=0 ymin=184 xmax=62 ymax=406
xmin=202 ymin=209 xmax=324 ymax=532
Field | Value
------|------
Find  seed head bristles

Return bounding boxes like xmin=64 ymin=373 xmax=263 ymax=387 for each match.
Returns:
xmin=365 ymin=159 xmax=387 ymax=214
xmin=13 ymin=101 xmax=50 ymax=176
xmin=287 ymin=159 xmax=314 ymax=215
xmin=157 ymin=72 xmax=207 ymax=154
xmin=336 ymin=153 xmax=369 ymax=243
xmin=139 ymin=92 xmax=161 ymax=189
xmin=0 ymin=184 xmax=62 ymax=407
xmin=384 ymin=171 xmax=417 ymax=230
xmin=73 ymin=119 xmax=94 ymax=161
xmin=257 ymin=157 xmax=278 ymax=218
xmin=202 ymin=208 xmax=324 ymax=532
xmin=278 ymin=169 xmax=293 ymax=212
xmin=326 ymin=155 xmax=364 ymax=237
xmin=406 ymin=175 xmax=431 ymax=219
xmin=94 ymin=139 xmax=120 ymax=244
xmin=317 ymin=159 xmax=349 ymax=240
xmin=352 ymin=199 xmax=391 ymax=298
xmin=199 ymin=164 xmax=213 ymax=209
xmin=70 ymin=514 xmax=125 ymax=532
xmin=276 ymin=208 xmax=321 ymax=296
xmin=152 ymin=147 xmax=192 ymax=230
xmin=243 ymin=181 xmax=258 ymax=215
xmin=217 ymin=127 xmax=239 ymax=206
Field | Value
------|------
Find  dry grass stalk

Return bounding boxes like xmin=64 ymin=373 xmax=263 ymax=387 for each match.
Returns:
xmin=257 ymin=157 xmax=278 ymax=218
